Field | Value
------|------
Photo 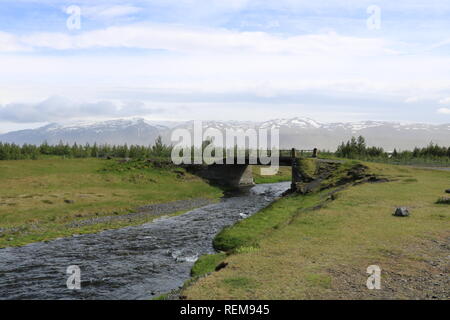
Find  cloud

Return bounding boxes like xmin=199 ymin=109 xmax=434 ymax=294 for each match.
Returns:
xmin=0 ymin=31 xmax=31 ymax=52
xmin=438 ymin=97 xmax=450 ymax=105
xmin=2 ymin=25 xmax=397 ymax=56
xmin=437 ymin=107 xmax=450 ymax=114
xmin=1 ymin=2 xmax=450 ymax=126
xmin=81 ymin=5 xmax=143 ymax=19
xmin=0 ymin=96 xmax=164 ymax=123
xmin=405 ymin=96 xmax=420 ymax=103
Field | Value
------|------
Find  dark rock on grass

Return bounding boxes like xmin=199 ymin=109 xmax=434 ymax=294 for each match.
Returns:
xmin=347 ymin=163 xmax=369 ymax=180
xmin=64 ymin=199 xmax=75 ymax=204
xmin=147 ymin=158 xmax=174 ymax=169
xmin=215 ymin=262 xmax=228 ymax=272
xmin=445 ymin=189 xmax=450 ymax=194
xmin=393 ymin=207 xmax=410 ymax=217
xmin=368 ymin=176 xmax=390 ymax=183
xmin=436 ymin=197 xmax=450 ymax=205
xmin=295 ymin=180 xmax=322 ymax=195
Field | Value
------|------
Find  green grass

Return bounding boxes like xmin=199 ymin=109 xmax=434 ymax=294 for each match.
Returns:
xmin=183 ymin=162 xmax=450 ymax=299
xmin=191 ymin=253 xmax=227 ymax=277
xmin=0 ymin=158 xmax=222 ymax=247
xmin=223 ymin=277 xmax=258 ymax=289
xmin=213 ymin=192 xmax=323 ymax=252
xmin=304 ymin=273 xmax=332 ymax=289
xmin=252 ymin=165 xmax=291 ymax=184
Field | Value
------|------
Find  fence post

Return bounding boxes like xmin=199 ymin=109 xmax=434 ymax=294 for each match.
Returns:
xmin=291 ymin=148 xmax=297 ymax=191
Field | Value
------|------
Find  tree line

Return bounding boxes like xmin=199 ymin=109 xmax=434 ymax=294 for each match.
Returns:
xmin=0 ymin=136 xmax=172 ymax=160
xmin=335 ymin=136 xmax=450 ymax=163
xmin=1 ymin=135 xmax=449 ymax=163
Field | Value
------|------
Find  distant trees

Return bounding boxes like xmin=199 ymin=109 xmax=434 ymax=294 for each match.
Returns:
xmin=150 ymin=136 xmax=172 ymax=158
xmin=1 ymin=134 xmax=449 ymax=164
xmin=0 ymin=136 xmax=172 ymax=160
xmin=335 ymin=136 xmax=450 ymax=164
xmin=336 ymin=136 xmax=385 ymax=159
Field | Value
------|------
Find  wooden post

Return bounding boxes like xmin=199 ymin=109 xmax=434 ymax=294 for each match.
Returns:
xmin=291 ymin=148 xmax=297 ymax=191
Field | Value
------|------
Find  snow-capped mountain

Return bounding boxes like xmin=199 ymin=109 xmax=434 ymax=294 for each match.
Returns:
xmin=0 ymin=117 xmax=449 ymax=151
xmin=0 ymin=118 xmax=167 ymax=146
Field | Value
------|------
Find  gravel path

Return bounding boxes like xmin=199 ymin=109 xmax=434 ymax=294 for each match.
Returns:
xmin=67 ymin=198 xmax=216 ymax=228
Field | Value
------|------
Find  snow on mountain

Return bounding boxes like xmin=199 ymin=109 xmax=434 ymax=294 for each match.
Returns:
xmin=0 ymin=117 xmax=449 ymax=151
xmin=0 ymin=118 xmax=167 ymax=146
xmin=260 ymin=117 xmax=322 ymax=129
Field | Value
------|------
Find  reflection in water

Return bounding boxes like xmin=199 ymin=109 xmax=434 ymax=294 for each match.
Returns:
xmin=0 ymin=182 xmax=289 ymax=300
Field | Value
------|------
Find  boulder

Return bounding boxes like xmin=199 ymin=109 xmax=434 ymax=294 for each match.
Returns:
xmin=445 ymin=189 xmax=450 ymax=194
xmin=393 ymin=207 xmax=410 ymax=217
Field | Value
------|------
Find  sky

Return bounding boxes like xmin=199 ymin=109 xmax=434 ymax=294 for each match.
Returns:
xmin=1 ymin=0 xmax=450 ymax=133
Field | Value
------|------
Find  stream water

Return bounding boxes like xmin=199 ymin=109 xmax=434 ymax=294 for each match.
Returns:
xmin=0 ymin=182 xmax=290 ymax=300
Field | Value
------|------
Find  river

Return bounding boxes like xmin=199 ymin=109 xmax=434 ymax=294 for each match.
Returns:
xmin=0 ymin=182 xmax=290 ymax=300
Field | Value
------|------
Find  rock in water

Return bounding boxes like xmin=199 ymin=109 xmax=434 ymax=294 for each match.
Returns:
xmin=393 ymin=207 xmax=410 ymax=217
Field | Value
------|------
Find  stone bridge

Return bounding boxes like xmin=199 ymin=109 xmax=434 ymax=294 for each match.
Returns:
xmin=184 ymin=149 xmax=317 ymax=190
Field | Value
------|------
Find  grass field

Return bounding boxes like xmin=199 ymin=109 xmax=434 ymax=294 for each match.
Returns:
xmin=183 ymin=162 xmax=450 ymax=299
xmin=0 ymin=158 xmax=223 ymax=247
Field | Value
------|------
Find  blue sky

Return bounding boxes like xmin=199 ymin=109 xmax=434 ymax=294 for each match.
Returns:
xmin=1 ymin=0 xmax=450 ymax=132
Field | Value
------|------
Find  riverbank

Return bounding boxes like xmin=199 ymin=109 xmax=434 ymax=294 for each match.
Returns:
xmin=0 ymin=158 xmax=223 ymax=247
xmin=182 ymin=162 xmax=450 ymax=299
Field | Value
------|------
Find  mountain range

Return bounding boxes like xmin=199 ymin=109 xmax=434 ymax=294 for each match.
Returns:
xmin=1 ymin=117 xmax=449 ymax=151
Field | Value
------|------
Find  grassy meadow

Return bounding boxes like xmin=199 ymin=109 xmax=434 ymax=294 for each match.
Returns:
xmin=0 ymin=158 xmax=223 ymax=247
xmin=183 ymin=162 xmax=450 ymax=299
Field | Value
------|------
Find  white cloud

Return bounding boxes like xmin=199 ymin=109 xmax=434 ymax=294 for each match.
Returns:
xmin=81 ymin=5 xmax=143 ymax=19
xmin=438 ymin=97 xmax=450 ymax=105
xmin=0 ymin=96 xmax=163 ymax=123
xmin=0 ymin=31 xmax=31 ymax=52
xmin=3 ymin=25 xmax=397 ymax=57
xmin=405 ymin=96 xmax=420 ymax=103
xmin=437 ymin=107 xmax=450 ymax=114
xmin=0 ymin=17 xmax=449 ymax=125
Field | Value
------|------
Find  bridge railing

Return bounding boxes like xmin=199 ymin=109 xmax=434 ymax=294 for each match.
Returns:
xmin=279 ymin=149 xmax=317 ymax=158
